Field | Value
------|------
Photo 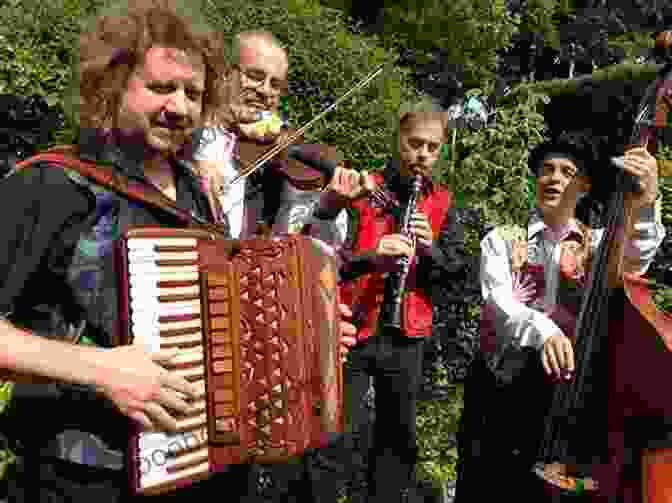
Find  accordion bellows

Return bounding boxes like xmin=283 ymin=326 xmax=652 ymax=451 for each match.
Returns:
xmin=114 ymin=228 xmax=343 ymax=495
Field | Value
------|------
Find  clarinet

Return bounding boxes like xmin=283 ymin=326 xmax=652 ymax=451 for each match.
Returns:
xmin=379 ymin=174 xmax=423 ymax=333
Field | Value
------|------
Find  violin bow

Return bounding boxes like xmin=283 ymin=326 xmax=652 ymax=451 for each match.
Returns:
xmin=226 ymin=63 xmax=386 ymax=188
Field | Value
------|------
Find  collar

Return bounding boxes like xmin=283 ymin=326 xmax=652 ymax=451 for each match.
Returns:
xmin=77 ymin=129 xmax=213 ymax=222
xmin=528 ymin=207 xmax=586 ymax=244
xmin=78 ymin=129 xmax=198 ymax=186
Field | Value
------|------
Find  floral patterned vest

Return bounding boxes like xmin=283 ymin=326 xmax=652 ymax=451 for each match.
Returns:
xmin=480 ymin=221 xmax=594 ymax=360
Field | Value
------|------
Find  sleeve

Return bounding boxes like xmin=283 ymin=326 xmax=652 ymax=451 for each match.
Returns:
xmin=481 ymin=229 xmax=564 ymax=352
xmin=0 ymin=165 xmax=82 ymax=315
xmin=417 ymin=206 xmax=467 ymax=281
xmin=307 ymin=208 xmax=349 ymax=251
xmin=336 ymin=205 xmax=378 ymax=283
xmin=0 ymin=165 xmax=95 ymax=408
xmin=623 ymin=198 xmax=666 ymax=274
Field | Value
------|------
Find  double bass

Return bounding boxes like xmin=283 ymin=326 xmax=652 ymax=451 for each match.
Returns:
xmin=534 ymin=37 xmax=672 ymax=502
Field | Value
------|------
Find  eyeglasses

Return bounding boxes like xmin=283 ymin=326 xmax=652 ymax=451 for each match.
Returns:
xmin=234 ymin=65 xmax=287 ymax=96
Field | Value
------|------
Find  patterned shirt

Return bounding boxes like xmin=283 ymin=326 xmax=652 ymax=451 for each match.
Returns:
xmin=0 ymin=134 xmax=213 ymax=469
xmin=480 ymin=203 xmax=665 ymax=381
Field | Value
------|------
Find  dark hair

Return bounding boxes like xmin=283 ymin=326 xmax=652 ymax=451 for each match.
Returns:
xmin=66 ymin=0 xmax=229 ymax=130
xmin=529 ymin=132 xmax=613 ymax=226
xmin=527 ymin=131 xmax=595 ymax=178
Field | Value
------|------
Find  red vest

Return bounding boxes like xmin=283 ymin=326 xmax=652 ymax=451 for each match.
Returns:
xmin=340 ymin=172 xmax=452 ymax=341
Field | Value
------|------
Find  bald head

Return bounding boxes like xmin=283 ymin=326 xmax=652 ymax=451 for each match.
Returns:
xmin=233 ymin=31 xmax=288 ymax=78
xmin=227 ymin=30 xmax=289 ymax=127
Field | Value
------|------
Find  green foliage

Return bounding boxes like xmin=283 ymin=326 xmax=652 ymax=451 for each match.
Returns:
xmin=652 ymin=282 xmax=672 ymax=313
xmin=609 ymin=31 xmax=653 ymax=64
xmin=2 ymin=0 xmax=671 ymax=492
xmin=517 ymin=0 xmax=566 ymax=48
xmin=379 ymin=0 xmax=518 ymax=89
xmin=203 ymin=0 xmax=415 ymax=165
xmin=416 ymin=369 xmax=464 ymax=484
xmin=0 ymin=0 xmax=86 ymax=104
xmin=437 ymin=87 xmax=547 ymax=228
xmin=500 ymin=62 xmax=662 ymax=106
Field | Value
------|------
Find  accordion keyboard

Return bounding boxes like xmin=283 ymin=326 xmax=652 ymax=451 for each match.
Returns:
xmin=125 ymin=236 xmax=210 ymax=493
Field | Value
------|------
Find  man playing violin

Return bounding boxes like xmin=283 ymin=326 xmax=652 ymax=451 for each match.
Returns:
xmin=455 ymin=132 xmax=665 ymax=502
xmin=321 ymin=102 xmax=467 ymax=502
xmin=0 ymin=2 xmax=356 ymax=501
xmin=192 ymin=30 xmax=356 ymax=248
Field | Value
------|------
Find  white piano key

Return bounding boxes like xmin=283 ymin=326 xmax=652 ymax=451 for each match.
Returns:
xmin=128 ymin=251 xmax=199 ymax=262
xmin=131 ymin=299 xmax=201 ymax=311
xmin=131 ymin=303 xmax=201 ymax=319
xmin=129 ymin=264 xmax=199 ymax=275
xmin=159 ymin=332 xmax=203 ymax=348
xmin=158 ymin=319 xmax=202 ymax=332
xmin=170 ymin=348 xmax=204 ymax=366
xmin=176 ymin=413 xmax=207 ymax=431
xmin=130 ymin=285 xmax=200 ymax=297
xmin=130 ymin=271 xmax=200 ymax=283
xmin=178 ymin=399 xmax=206 ymax=415
xmin=127 ymin=237 xmax=199 ymax=249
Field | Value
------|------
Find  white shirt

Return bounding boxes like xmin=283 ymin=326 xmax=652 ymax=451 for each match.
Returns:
xmin=480 ymin=204 xmax=665 ymax=377
xmin=192 ymin=127 xmax=246 ymax=238
xmin=193 ymin=127 xmax=347 ymax=249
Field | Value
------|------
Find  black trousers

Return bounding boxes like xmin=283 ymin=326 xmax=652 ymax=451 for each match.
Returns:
xmin=455 ymin=353 xmax=550 ymax=502
xmin=4 ymin=451 xmax=340 ymax=503
xmin=344 ymin=331 xmax=425 ymax=503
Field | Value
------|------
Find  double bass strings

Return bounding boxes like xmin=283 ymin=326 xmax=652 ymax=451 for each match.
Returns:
xmin=539 ymin=170 xmax=628 ymax=469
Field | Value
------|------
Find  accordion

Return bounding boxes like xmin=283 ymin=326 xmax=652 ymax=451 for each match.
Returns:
xmin=114 ymin=227 xmax=343 ymax=495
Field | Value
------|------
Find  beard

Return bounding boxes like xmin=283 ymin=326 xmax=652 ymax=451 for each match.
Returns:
xmin=115 ymin=106 xmax=195 ymax=160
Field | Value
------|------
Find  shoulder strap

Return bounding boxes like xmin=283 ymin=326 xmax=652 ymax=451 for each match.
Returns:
xmin=14 ymin=147 xmax=217 ymax=231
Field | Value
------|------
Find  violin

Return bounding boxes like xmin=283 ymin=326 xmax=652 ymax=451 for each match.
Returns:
xmin=236 ymin=127 xmax=340 ymax=191
xmin=223 ymin=64 xmax=385 ymax=194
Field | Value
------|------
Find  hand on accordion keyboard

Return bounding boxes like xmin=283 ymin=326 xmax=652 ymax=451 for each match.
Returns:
xmin=95 ymin=346 xmax=201 ymax=432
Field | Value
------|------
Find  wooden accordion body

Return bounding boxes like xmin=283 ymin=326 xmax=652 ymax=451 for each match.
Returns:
xmin=114 ymin=227 xmax=343 ymax=495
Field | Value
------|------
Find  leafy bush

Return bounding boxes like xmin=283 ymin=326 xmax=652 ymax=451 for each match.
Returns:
xmin=2 ymin=0 xmax=671 ymax=496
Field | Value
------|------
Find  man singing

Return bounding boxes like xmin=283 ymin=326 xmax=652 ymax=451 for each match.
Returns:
xmin=0 ymin=2 xmax=355 ymax=501
xmin=455 ymin=133 xmax=665 ymax=502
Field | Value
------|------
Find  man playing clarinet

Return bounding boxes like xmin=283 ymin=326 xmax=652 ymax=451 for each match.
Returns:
xmin=455 ymin=132 xmax=665 ymax=502
xmin=326 ymin=101 xmax=467 ymax=502
xmin=0 ymin=1 xmax=355 ymax=501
